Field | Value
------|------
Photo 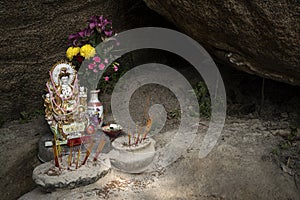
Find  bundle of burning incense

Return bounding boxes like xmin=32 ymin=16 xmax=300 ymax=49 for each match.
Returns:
xmin=135 ymin=95 xmax=151 ymax=144
xmin=125 ymin=95 xmax=152 ymax=146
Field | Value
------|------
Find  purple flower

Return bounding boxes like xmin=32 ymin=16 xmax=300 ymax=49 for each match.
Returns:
xmin=104 ymin=76 xmax=109 ymax=81
xmin=102 ymin=19 xmax=109 ymax=29
xmin=104 ymin=30 xmax=113 ymax=37
xmin=68 ymin=33 xmax=80 ymax=46
xmin=67 ymin=27 xmax=95 ymax=47
xmin=78 ymin=28 xmax=93 ymax=38
xmin=78 ymin=30 xmax=85 ymax=38
xmin=87 ymin=15 xmax=113 ymax=35
xmin=68 ymin=33 xmax=78 ymax=41
xmin=89 ymin=22 xmax=96 ymax=29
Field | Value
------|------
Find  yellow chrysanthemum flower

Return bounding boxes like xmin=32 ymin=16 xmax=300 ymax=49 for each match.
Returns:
xmin=66 ymin=46 xmax=80 ymax=60
xmin=80 ymin=44 xmax=95 ymax=59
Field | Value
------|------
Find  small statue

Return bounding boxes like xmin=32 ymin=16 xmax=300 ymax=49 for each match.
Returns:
xmin=44 ymin=62 xmax=88 ymax=140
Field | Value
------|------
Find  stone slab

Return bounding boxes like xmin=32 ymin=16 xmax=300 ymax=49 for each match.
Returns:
xmin=32 ymin=154 xmax=111 ymax=192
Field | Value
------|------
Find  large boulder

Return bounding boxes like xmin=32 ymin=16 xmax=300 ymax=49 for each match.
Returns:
xmin=0 ymin=0 xmax=171 ymax=121
xmin=143 ymin=0 xmax=300 ymax=85
xmin=0 ymin=117 xmax=50 ymax=200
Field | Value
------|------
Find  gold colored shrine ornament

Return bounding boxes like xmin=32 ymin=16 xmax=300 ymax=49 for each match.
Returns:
xmin=44 ymin=61 xmax=89 ymax=141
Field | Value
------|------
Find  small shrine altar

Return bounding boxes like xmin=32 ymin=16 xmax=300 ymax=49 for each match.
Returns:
xmin=35 ymin=60 xmax=155 ymax=191
xmin=33 ymin=15 xmax=155 ymax=192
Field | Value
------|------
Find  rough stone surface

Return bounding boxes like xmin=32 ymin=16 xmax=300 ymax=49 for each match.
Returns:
xmin=143 ymin=0 xmax=300 ymax=85
xmin=0 ymin=0 xmax=172 ymax=120
xmin=0 ymin=117 xmax=50 ymax=200
xmin=32 ymin=154 xmax=110 ymax=192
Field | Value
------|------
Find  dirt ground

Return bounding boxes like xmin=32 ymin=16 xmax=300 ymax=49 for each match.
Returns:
xmin=1 ymin=68 xmax=300 ymax=199
xmin=19 ymin=115 xmax=300 ymax=200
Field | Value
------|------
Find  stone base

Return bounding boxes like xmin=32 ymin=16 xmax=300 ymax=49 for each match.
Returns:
xmin=110 ymin=137 xmax=156 ymax=174
xmin=32 ymin=154 xmax=111 ymax=192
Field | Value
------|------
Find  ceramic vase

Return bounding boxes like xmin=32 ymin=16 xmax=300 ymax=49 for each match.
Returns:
xmin=87 ymin=90 xmax=103 ymax=129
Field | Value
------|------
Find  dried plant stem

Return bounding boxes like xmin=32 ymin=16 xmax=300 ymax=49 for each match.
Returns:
xmin=93 ymin=135 xmax=106 ymax=161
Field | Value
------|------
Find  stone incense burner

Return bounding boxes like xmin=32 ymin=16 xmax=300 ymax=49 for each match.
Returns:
xmin=109 ymin=136 xmax=156 ymax=173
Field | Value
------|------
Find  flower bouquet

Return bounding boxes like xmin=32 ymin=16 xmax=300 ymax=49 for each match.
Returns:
xmin=65 ymin=15 xmax=121 ymax=129
xmin=66 ymin=15 xmax=120 ymax=91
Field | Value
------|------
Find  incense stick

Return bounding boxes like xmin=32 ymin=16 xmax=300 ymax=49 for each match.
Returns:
xmin=93 ymin=135 xmax=106 ymax=161
xmin=82 ymin=139 xmax=95 ymax=165
xmin=52 ymin=139 xmax=60 ymax=168
xmin=57 ymin=139 xmax=62 ymax=162
xmin=127 ymin=121 xmax=131 ymax=146
xmin=127 ymin=133 xmax=131 ymax=146
xmin=68 ymin=141 xmax=74 ymax=167
xmin=142 ymin=118 xmax=153 ymax=140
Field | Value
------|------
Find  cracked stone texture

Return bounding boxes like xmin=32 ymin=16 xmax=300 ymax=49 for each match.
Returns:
xmin=143 ymin=0 xmax=300 ymax=85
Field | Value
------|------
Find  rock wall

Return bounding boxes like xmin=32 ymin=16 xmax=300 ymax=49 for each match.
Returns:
xmin=0 ymin=0 xmax=171 ymax=121
xmin=143 ymin=0 xmax=300 ymax=85
xmin=1 ymin=0 xmax=299 ymax=121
